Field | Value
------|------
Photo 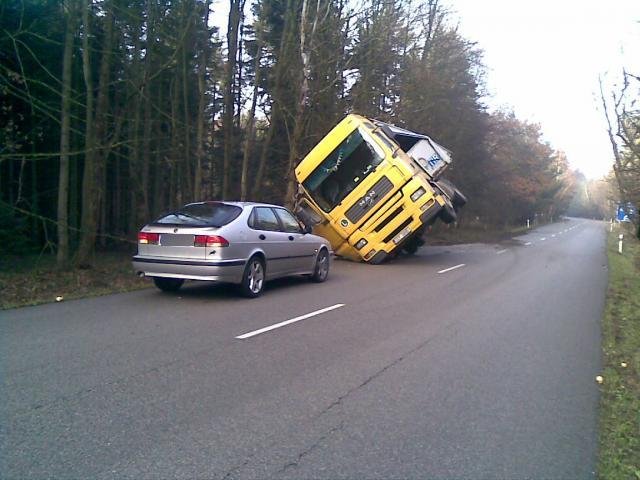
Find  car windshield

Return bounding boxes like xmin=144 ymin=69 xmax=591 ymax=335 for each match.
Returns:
xmin=302 ymin=128 xmax=384 ymax=212
xmin=153 ymin=202 xmax=242 ymax=227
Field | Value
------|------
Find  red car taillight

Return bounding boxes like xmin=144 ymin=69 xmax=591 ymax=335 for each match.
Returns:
xmin=194 ymin=235 xmax=229 ymax=247
xmin=138 ymin=232 xmax=160 ymax=245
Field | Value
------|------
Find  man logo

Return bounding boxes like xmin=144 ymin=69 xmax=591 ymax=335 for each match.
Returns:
xmin=358 ymin=190 xmax=378 ymax=208
xmin=340 ymin=219 xmax=349 ymax=228
xmin=173 ymin=228 xmax=179 ymax=233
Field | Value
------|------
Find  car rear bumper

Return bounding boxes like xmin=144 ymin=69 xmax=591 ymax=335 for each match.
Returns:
xmin=132 ymin=256 xmax=245 ymax=283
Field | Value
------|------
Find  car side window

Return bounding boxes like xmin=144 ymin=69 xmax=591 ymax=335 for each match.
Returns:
xmin=275 ymin=208 xmax=303 ymax=234
xmin=252 ymin=207 xmax=281 ymax=232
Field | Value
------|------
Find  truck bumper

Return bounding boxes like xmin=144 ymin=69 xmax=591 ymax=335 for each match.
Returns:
xmin=339 ymin=182 xmax=445 ymax=263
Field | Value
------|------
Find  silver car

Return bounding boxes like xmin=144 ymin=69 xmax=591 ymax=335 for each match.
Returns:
xmin=132 ymin=201 xmax=332 ymax=297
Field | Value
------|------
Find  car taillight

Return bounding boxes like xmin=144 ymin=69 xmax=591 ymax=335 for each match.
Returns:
xmin=138 ymin=232 xmax=160 ymax=244
xmin=194 ymin=235 xmax=229 ymax=247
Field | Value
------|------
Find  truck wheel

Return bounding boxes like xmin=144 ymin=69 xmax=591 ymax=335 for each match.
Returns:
xmin=153 ymin=277 xmax=184 ymax=292
xmin=437 ymin=179 xmax=467 ymax=209
xmin=403 ymin=238 xmax=420 ymax=255
xmin=402 ymin=234 xmax=424 ymax=255
xmin=440 ymin=203 xmax=458 ymax=224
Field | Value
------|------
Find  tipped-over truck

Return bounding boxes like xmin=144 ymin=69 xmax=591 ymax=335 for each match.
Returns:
xmin=293 ymin=114 xmax=466 ymax=264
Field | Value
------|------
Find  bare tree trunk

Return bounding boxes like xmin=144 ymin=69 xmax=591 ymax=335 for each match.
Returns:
xmin=194 ymin=0 xmax=211 ymax=200
xmin=252 ymin=0 xmax=296 ymax=199
xmin=75 ymin=0 xmax=95 ymax=265
xmin=236 ymin=6 xmax=245 ymax=130
xmin=181 ymin=12 xmax=193 ymax=198
xmin=57 ymin=0 xmax=76 ymax=268
xmin=285 ymin=0 xmax=324 ymax=205
xmin=222 ymin=0 xmax=243 ymax=199
xmin=240 ymin=25 xmax=263 ymax=201
xmin=76 ymin=0 xmax=115 ymax=265
xmin=599 ymin=76 xmax=628 ymax=204
xmin=128 ymin=12 xmax=143 ymax=235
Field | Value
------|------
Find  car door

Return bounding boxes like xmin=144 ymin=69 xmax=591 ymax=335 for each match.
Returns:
xmin=273 ymin=207 xmax=318 ymax=274
xmin=249 ymin=207 xmax=290 ymax=278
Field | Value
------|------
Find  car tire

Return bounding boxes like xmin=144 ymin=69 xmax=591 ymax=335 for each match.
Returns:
xmin=240 ymin=255 xmax=266 ymax=298
xmin=310 ymin=248 xmax=330 ymax=283
xmin=153 ymin=277 xmax=184 ymax=292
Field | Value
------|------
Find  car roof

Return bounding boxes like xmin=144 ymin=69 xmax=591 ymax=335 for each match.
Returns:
xmin=184 ymin=200 xmax=287 ymax=209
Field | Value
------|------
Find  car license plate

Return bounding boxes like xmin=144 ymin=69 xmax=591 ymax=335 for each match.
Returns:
xmin=393 ymin=226 xmax=411 ymax=244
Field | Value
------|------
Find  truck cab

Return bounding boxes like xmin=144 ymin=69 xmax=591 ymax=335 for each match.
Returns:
xmin=294 ymin=114 xmax=463 ymax=263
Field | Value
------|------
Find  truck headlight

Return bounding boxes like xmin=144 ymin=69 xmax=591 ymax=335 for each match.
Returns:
xmin=355 ymin=238 xmax=368 ymax=250
xmin=410 ymin=187 xmax=426 ymax=202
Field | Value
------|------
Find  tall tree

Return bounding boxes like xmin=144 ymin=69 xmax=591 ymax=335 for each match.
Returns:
xmin=222 ymin=0 xmax=244 ymax=199
xmin=56 ymin=0 xmax=77 ymax=268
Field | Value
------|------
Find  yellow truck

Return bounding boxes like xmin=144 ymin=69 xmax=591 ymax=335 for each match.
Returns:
xmin=293 ymin=114 xmax=466 ymax=264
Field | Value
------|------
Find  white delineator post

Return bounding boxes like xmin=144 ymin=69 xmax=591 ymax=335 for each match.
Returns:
xmin=527 ymin=219 xmax=530 ymax=229
xmin=619 ymin=234 xmax=624 ymax=254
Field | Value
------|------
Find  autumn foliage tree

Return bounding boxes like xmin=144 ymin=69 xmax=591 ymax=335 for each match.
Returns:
xmin=0 ymin=0 xmax=580 ymax=266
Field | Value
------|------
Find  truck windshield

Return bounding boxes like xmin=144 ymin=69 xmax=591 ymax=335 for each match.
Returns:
xmin=302 ymin=129 xmax=384 ymax=212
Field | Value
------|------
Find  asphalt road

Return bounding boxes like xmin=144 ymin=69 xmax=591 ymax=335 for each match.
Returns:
xmin=1 ymin=218 xmax=607 ymax=479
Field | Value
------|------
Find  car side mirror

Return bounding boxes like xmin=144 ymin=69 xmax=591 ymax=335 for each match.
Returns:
xmin=302 ymin=224 xmax=313 ymax=235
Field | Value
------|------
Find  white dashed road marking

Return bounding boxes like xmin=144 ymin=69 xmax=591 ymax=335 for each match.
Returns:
xmin=236 ymin=304 xmax=345 ymax=339
xmin=496 ymin=249 xmax=508 ymax=255
xmin=438 ymin=264 xmax=466 ymax=274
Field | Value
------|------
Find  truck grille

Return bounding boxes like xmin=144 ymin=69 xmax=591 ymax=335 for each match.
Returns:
xmin=345 ymin=176 xmax=394 ymax=223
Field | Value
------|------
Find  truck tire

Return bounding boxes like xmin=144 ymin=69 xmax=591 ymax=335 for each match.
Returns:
xmin=403 ymin=237 xmax=420 ymax=255
xmin=440 ymin=202 xmax=458 ymax=224
xmin=436 ymin=179 xmax=467 ymax=209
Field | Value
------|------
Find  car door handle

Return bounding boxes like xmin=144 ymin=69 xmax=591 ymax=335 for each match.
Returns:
xmin=288 ymin=236 xmax=294 ymax=241
xmin=259 ymin=234 xmax=266 ymax=240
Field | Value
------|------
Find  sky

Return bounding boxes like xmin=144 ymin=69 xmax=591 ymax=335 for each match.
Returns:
xmin=211 ymin=0 xmax=639 ymax=179
xmin=446 ymin=0 xmax=640 ymax=178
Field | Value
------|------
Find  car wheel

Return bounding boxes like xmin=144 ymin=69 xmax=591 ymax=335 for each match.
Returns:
xmin=153 ymin=277 xmax=184 ymax=292
xmin=240 ymin=256 xmax=266 ymax=298
xmin=310 ymin=249 xmax=330 ymax=283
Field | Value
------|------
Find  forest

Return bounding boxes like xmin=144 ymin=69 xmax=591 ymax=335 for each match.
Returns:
xmin=1 ymin=0 xmax=636 ymax=268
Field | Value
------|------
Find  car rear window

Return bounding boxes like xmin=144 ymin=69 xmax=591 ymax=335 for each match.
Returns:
xmin=153 ymin=203 xmax=242 ymax=227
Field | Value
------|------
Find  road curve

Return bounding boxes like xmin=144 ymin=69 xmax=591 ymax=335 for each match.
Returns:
xmin=0 ymin=218 xmax=606 ymax=479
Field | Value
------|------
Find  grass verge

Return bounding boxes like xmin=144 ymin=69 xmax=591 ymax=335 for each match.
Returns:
xmin=598 ymin=224 xmax=640 ymax=479
xmin=426 ymin=222 xmax=536 ymax=245
xmin=0 ymin=251 xmax=149 ymax=310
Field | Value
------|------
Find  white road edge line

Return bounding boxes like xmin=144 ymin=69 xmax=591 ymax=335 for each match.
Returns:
xmin=438 ymin=264 xmax=466 ymax=274
xmin=235 ymin=304 xmax=345 ymax=339
xmin=496 ymin=249 xmax=508 ymax=255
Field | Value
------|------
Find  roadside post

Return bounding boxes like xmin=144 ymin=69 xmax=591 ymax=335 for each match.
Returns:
xmin=619 ymin=234 xmax=624 ymax=254
xmin=527 ymin=219 xmax=530 ymax=229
